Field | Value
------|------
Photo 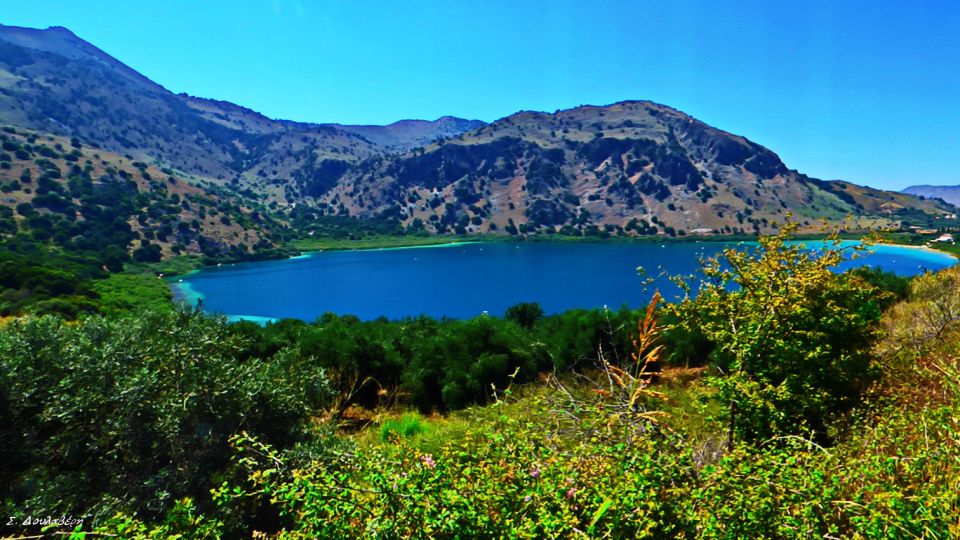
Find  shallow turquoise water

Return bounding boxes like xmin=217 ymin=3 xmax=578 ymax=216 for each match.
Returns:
xmin=170 ymin=240 xmax=956 ymax=322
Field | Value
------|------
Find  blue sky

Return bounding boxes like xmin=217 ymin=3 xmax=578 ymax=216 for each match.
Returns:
xmin=3 ymin=1 xmax=959 ymax=190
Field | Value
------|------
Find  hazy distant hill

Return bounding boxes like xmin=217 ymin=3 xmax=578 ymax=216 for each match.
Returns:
xmin=902 ymin=185 xmax=960 ymax=207
xmin=328 ymin=117 xmax=487 ymax=152
xmin=0 ymin=23 xmax=954 ymax=238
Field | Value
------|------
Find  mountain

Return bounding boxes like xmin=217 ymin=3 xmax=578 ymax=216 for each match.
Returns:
xmin=319 ymin=101 xmax=953 ymax=235
xmin=0 ymin=24 xmax=480 ymax=204
xmin=327 ymin=117 xmax=487 ymax=152
xmin=902 ymin=185 xmax=960 ymax=207
xmin=0 ymin=24 xmax=378 ymax=196
xmin=0 ymin=23 xmax=954 ymax=242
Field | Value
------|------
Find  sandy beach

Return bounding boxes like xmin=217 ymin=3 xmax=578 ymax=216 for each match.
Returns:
xmin=874 ymin=241 xmax=958 ymax=260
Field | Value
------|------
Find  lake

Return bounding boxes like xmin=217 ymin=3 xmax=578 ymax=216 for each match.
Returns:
xmin=170 ymin=240 xmax=956 ymax=322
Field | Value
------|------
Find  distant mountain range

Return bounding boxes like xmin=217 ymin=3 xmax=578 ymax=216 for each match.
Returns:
xmin=0 ymin=23 xmax=955 ymax=246
xmin=902 ymin=185 xmax=960 ymax=207
xmin=325 ymin=117 xmax=487 ymax=152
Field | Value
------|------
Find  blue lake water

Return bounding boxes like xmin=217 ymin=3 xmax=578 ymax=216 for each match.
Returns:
xmin=170 ymin=241 xmax=956 ymax=322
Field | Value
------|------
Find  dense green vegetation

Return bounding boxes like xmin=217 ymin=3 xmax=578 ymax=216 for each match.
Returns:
xmin=0 ymin=239 xmax=106 ymax=317
xmin=89 ymin=273 xmax=175 ymax=316
xmin=5 ymin=227 xmax=958 ymax=538
xmin=0 ymin=298 xmax=657 ymax=533
xmin=223 ymin=305 xmax=648 ymax=413
xmin=0 ymin=240 xmax=178 ymax=318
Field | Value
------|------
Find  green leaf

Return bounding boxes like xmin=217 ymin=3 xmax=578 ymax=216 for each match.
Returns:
xmin=587 ymin=498 xmax=614 ymax=534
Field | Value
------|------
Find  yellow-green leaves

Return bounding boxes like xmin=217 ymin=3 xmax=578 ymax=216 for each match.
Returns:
xmin=665 ymin=224 xmax=885 ymax=445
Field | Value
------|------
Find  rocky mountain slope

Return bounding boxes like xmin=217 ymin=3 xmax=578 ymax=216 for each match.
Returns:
xmin=0 ymin=24 xmax=480 ymax=204
xmin=320 ymin=101 xmax=953 ymax=235
xmin=0 ymin=23 xmax=954 ymax=241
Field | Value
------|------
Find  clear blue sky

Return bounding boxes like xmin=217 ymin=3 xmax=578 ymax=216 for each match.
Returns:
xmin=4 ymin=1 xmax=959 ymax=190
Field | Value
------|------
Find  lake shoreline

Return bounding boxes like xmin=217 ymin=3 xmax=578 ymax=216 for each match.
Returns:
xmin=170 ymin=238 xmax=955 ymax=323
xmin=163 ymin=233 xmax=959 ymax=281
xmin=291 ymin=234 xmax=960 ymax=260
xmin=874 ymin=240 xmax=959 ymax=260
xmin=287 ymin=231 xmax=853 ymax=255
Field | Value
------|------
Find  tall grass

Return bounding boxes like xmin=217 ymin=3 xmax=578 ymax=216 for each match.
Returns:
xmin=379 ymin=413 xmax=430 ymax=442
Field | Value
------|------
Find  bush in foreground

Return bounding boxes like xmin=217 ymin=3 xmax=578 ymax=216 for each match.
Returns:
xmin=0 ymin=309 xmax=331 ymax=525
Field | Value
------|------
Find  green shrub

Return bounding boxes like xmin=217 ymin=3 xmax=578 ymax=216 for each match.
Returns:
xmin=667 ymin=225 xmax=888 ymax=445
xmin=0 ymin=308 xmax=332 ymax=525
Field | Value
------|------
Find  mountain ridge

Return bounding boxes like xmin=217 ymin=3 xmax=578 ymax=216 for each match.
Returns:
xmin=325 ymin=116 xmax=487 ymax=152
xmin=0 ymin=24 xmax=158 ymax=88
xmin=0 ymin=23 xmax=954 ymax=241
xmin=902 ymin=184 xmax=960 ymax=207
xmin=318 ymin=100 xmax=951 ymax=235
xmin=0 ymin=24 xmax=482 ymax=199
